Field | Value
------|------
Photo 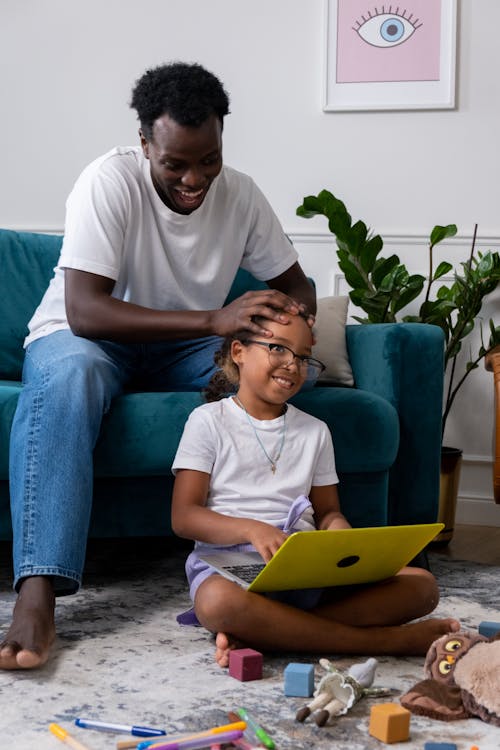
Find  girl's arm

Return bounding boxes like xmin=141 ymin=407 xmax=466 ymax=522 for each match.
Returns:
xmin=171 ymin=468 xmax=288 ymax=562
xmin=309 ymin=484 xmax=351 ymax=530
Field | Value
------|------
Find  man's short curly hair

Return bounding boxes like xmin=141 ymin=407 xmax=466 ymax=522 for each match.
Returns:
xmin=130 ymin=61 xmax=230 ymax=140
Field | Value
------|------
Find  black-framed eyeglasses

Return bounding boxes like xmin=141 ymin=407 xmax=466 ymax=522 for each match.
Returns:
xmin=243 ymin=340 xmax=326 ymax=380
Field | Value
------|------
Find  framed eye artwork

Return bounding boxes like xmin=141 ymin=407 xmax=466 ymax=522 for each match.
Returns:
xmin=323 ymin=0 xmax=457 ymax=111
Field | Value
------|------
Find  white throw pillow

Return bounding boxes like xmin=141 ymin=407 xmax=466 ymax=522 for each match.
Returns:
xmin=313 ymin=296 xmax=354 ymax=386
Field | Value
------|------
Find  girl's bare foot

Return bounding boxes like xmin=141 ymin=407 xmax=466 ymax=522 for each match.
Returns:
xmin=0 ymin=576 xmax=55 ymax=670
xmin=214 ymin=631 xmax=244 ymax=667
xmin=388 ymin=617 xmax=461 ymax=656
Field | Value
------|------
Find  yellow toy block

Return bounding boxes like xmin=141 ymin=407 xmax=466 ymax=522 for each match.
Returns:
xmin=369 ymin=702 xmax=411 ymax=743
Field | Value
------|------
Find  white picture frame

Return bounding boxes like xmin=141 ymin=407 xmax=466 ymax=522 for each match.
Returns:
xmin=324 ymin=0 xmax=457 ymax=111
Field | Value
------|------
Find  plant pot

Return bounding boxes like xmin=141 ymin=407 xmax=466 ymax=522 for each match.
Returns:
xmin=433 ymin=446 xmax=463 ymax=545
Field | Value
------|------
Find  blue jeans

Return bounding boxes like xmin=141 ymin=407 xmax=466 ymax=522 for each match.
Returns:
xmin=9 ymin=329 xmax=221 ymax=595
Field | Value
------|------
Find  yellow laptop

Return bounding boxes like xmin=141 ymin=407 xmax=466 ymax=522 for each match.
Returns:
xmin=199 ymin=523 xmax=443 ymax=592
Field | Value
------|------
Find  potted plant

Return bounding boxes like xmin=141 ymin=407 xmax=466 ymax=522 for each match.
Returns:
xmin=297 ymin=189 xmax=500 ymax=541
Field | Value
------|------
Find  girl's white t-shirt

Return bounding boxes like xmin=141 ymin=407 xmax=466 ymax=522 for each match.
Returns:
xmin=26 ymin=147 xmax=298 ymax=346
xmin=172 ymin=397 xmax=338 ymax=532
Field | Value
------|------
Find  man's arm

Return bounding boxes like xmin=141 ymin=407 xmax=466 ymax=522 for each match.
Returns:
xmin=65 ymin=267 xmax=314 ymax=342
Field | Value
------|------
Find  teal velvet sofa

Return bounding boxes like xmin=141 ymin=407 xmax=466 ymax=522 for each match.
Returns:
xmin=0 ymin=228 xmax=445 ymax=540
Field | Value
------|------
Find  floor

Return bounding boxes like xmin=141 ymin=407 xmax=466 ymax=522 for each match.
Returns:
xmin=2 ymin=532 xmax=499 ymax=750
xmin=433 ymin=523 xmax=500 ymax=565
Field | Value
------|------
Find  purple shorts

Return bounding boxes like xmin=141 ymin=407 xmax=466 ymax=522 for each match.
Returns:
xmin=177 ymin=495 xmax=324 ymax=626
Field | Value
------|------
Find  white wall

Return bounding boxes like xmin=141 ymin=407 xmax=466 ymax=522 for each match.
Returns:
xmin=1 ymin=0 xmax=499 ymax=524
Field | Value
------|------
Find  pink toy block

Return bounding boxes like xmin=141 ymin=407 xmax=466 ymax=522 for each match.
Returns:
xmin=229 ymin=648 xmax=263 ymax=681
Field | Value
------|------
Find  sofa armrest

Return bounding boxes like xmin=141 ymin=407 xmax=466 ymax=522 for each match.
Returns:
xmin=346 ymin=323 xmax=445 ymax=525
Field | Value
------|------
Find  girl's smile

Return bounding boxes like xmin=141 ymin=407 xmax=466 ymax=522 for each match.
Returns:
xmin=232 ymin=315 xmax=314 ymax=420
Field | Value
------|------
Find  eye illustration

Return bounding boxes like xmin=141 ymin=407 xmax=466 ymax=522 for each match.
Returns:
xmin=354 ymin=7 xmax=423 ymax=48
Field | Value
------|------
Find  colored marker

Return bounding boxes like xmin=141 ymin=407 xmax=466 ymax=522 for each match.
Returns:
xmin=137 ymin=722 xmax=246 ymax=750
xmin=139 ymin=729 xmax=243 ymax=750
xmin=49 ymin=723 xmax=92 ymax=750
xmin=236 ymin=709 xmax=275 ymax=750
xmin=227 ymin=712 xmax=261 ymax=749
xmin=75 ymin=718 xmax=166 ymax=737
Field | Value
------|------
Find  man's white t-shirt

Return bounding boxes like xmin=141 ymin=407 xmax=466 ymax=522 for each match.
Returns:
xmin=26 ymin=147 xmax=298 ymax=346
xmin=172 ymin=397 xmax=338 ymax=532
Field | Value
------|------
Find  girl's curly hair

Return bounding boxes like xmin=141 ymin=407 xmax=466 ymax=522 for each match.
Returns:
xmin=203 ymin=333 xmax=247 ymax=402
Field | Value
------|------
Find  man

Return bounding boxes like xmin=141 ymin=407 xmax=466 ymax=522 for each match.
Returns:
xmin=0 ymin=62 xmax=315 ymax=669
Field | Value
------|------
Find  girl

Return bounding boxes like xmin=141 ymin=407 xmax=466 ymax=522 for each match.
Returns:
xmin=171 ymin=313 xmax=459 ymax=667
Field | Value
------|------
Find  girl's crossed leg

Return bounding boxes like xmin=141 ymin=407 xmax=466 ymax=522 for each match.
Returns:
xmin=193 ymin=568 xmax=460 ymax=667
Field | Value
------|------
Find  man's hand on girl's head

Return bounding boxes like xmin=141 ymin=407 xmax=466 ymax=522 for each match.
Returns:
xmin=213 ymin=289 xmax=314 ymax=338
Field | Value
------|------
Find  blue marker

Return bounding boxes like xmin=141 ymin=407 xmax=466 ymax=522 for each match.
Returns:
xmin=75 ymin=718 xmax=166 ymax=737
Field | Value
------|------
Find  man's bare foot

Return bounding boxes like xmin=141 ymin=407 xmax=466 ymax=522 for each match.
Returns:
xmin=215 ymin=631 xmax=245 ymax=667
xmin=0 ymin=576 xmax=56 ymax=670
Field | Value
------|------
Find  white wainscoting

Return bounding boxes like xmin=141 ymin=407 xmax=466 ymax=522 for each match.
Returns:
xmin=289 ymin=229 xmax=500 ymax=528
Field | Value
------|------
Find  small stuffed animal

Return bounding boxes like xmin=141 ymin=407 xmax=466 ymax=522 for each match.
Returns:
xmin=401 ymin=629 xmax=500 ymax=726
xmin=296 ymin=657 xmax=394 ymax=727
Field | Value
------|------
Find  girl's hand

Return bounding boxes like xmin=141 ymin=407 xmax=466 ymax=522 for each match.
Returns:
xmin=245 ymin=520 xmax=288 ymax=563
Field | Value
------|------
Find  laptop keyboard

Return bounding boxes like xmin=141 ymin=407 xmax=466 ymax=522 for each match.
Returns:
xmin=225 ymin=563 xmax=266 ymax=583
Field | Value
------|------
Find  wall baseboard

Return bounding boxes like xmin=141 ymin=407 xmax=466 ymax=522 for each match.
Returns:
xmin=456 ymin=496 xmax=500 ymax=527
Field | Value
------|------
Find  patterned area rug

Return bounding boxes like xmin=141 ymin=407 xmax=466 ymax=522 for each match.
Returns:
xmin=0 ymin=539 xmax=499 ymax=750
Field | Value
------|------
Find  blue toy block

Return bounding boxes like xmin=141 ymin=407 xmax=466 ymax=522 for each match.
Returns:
xmin=423 ymin=743 xmax=457 ymax=750
xmin=478 ymin=620 xmax=500 ymax=638
xmin=284 ymin=662 xmax=314 ymax=697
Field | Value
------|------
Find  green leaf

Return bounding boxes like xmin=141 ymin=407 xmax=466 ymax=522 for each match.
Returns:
xmin=296 ymin=195 xmax=325 ymax=218
xmin=339 ymin=258 xmax=367 ymax=289
xmin=402 ymin=314 xmax=422 ymax=323
xmin=489 ymin=325 xmax=500 ymax=347
xmin=393 ymin=279 xmax=425 ymax=313
xmin=349 ymin=288 xmax=366 ymax=306
xmin=329 ymin=212 xmax=351 ymax=241
xmin=476 ymin=251 xmax=495 ymax=276
xmin=361 ymin=234 xmax=384 ymax=273
xmin=348 ymin=221 xmax=368 ymax=259
xmin=378 ymin=268 xmax=398 ymax=293
xmin=436 ymin=285 xmax=454 ymax=300
xmin=430 ymin=224 xmax=457 ymax=247
xmin=433 ymin=261 xmax=453 ymax=280
xmin=318 ymin=190 xmax=350 ymax=222
xmin=360 ymin=234 xmax=384 ymax=272
xmin=419 ymin=298 xmax=456 ymax=324
xmin=372 ymin=255 xmax=400 ymax=288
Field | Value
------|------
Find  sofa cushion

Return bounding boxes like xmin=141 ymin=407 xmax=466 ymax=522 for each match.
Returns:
xmin=93 ymin=388 xmax=398 ymax=476
xmin=93 ymin=391 xmax=205 ymax=476
xmin=313 ymin=296 xmax=354 ymax=386
xmin=292 ymin=387 xmax=398 ymax=473
xmin=0 ymin=229 xmax=63 ymax=380
xmin=0 ymin=384 xmax=398 ymax=480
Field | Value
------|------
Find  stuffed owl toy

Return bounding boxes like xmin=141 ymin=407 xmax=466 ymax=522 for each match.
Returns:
xmin=400 ymin=629 xmax=500 ymax=726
